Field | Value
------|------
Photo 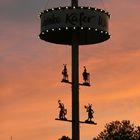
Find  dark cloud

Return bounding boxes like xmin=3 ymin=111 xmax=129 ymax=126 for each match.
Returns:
xmin=0 ymin=0 xmax=111 ymax=23
xmin=0 ymin=0 xmax=48 ymax=22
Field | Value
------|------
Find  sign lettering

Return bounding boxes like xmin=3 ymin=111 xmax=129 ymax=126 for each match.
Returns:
xmin=42 ymin=14 xmax=61 ymax=26
xmin=41 ymin=9 xmax=109 ymax=32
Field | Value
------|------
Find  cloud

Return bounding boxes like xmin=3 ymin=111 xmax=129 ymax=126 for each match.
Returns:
xmin=0 ymin=0 xmax=72 ymax=23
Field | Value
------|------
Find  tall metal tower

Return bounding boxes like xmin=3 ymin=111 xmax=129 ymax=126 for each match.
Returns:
xmin=39 ymin=0 xmax=110 ymax=139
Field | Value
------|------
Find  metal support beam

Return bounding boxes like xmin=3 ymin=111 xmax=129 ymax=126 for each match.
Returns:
xmin=72 ymin=37 xmax=79 ymax=140
xmin=71 ymin=1 xmax=79 ymax=140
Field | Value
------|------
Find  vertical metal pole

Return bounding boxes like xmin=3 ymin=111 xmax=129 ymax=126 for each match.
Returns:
xmin=72 ymin=35 xmax=79 ymax=140
xmin=71 ymin=0 xmax=79 ymax=140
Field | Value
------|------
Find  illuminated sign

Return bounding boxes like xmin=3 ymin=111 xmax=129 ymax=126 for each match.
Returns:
xmin=40 ymin=8 xmax=109 ymax=32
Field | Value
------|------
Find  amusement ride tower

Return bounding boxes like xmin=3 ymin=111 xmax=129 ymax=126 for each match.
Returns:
xmin=39 ymin=0 xmax=110 ymax=139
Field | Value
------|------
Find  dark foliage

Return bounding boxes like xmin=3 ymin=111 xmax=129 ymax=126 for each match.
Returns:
xmin=58 ymin=136 xmax=71 ymax=140
xmin=93 ymin=120 xmax=140 ymax=140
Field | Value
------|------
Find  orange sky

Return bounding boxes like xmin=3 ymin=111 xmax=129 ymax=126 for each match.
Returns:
xmin=0 ymin=0 xmax=140 ymax=140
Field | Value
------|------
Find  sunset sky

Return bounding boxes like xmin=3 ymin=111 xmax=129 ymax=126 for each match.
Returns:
xmin=0 ymin=0 xmax=140 ymax=140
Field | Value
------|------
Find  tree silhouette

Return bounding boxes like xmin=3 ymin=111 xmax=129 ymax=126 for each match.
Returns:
xmin=58 ymin=136 xmax=71 ymax=140
xmin=93 ymin=120 xmax=140 ymax=140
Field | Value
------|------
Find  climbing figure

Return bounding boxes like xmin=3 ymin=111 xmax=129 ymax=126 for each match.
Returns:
xmin=82 ymin=66 xmax=90 ymax=86
xmin=85 ymin=103 xmax=94 ymax=122
xmin=58 ymin=100 xmax=67 ymax=120
xmin=61 ymin=64 xmax=69 ymax=82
